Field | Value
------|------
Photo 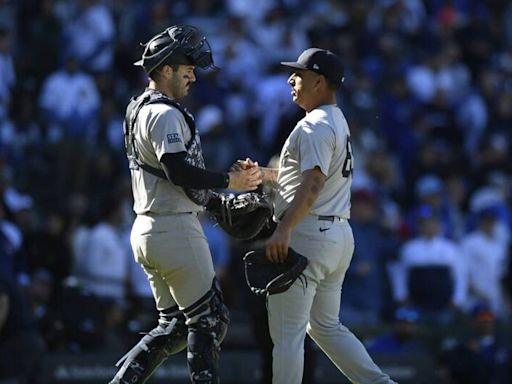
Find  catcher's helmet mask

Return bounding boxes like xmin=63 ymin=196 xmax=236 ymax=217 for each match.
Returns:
xmin=134 ymin=25 xmax=217 ymax=74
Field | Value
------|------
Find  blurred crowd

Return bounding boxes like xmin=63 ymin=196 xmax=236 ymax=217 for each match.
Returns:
xmin=0 ymin=0 xmax=512 ymax=383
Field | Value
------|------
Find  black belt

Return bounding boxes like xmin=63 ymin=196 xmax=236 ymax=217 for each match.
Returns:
xmin=278 ymin=212 xmax=342 ymax=222
xmin=318 ymin=215 xmax=341 ymax=222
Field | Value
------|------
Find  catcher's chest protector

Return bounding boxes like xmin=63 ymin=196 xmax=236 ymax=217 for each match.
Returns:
xmin=124 ymin=89 xmax=210 ymax=206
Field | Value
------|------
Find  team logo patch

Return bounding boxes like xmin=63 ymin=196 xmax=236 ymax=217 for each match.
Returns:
xmin=167 ymin=133 xmax=182 ymax=144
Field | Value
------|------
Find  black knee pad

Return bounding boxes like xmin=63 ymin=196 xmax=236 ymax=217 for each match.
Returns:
xmin=110 ymin=307 xmax=187 ymax=384
xmin=185 ymin=281 xmax=230 ymax=383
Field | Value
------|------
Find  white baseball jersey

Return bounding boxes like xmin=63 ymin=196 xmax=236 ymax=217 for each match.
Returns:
xmin=131 ymin=103 xmax=203 ymax=215
xmin=273 ymin=104 xmax=353 ymax=220
xmin=129 ymin=98 xmax=215 ymax=315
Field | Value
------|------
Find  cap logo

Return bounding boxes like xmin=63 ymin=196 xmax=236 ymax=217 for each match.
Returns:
xmin=313 ymin=64 xmax=319 ymax=70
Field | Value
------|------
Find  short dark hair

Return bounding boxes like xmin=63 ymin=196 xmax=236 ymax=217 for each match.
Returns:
xmin=326 ymin=79 xmax=341 ymax=91
xmin=148 ymin=62 xmax=180 ymax=81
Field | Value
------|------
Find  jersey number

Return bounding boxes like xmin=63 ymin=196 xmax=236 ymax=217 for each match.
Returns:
xmin=342 ymin=136 xmax=353 ymax=178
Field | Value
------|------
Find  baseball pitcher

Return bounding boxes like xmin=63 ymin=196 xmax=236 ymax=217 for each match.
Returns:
xmin=243 ymin=48 xmax=397 ymax=384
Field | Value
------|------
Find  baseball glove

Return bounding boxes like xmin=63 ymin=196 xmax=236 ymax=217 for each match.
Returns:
xmin=243 ymin=248 xmax=308 ymax=296
xmin=206 ymin=192 xmax=273 ymax=240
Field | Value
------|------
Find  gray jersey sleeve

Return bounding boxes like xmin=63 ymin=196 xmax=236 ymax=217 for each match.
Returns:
xmin=150 ymin=108 xmax=188 ymax=160
xmin=298 ymin=122 xmax=335 ymax=176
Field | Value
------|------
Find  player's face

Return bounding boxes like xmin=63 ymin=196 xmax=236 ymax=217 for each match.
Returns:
xmin=169 ymin=65 xmax=196 ymax=99
xmin=287 ymin=69 xmax=320 ymax=111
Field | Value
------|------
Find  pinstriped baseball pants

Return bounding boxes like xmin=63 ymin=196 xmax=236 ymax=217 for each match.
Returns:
xmin=267 ymin=215 xmax=396 ymax=384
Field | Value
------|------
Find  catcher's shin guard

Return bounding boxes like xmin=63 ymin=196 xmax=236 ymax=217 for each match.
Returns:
xmin=185 ymin=279 xmax=230 ymax=383
xmin=109 ymin=306 xmax=187 ymax=384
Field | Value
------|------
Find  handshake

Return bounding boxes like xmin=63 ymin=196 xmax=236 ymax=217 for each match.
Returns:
xmin=227 ymin=158 xmax=277 ymax=191
xmin=205 ymin=158 xmax=278 ymax=240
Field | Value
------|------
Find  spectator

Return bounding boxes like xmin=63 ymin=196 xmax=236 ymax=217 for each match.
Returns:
xmin=0 ymin=26 xmax=15 ymax=123
xmin=406 ymin=41 xmax=470 ymax=106
xmin=461 ymin=206 xmax=510 ymax=318
xmin=23 ymin=268 xmax=64 ymax=351
xmin=439 ymin=304 xmax=511 ymax=384
xmin=74 ymin=197 xmax=130 ymax=304
xmin=39 ymin=51 xmax=100 ymax=142
xmin=0 ymin=90 xmax=42 ymax=168
xmin=389 ymin=205 xmax=467 ymax=323
xmin=17 ymin=0 xmax=63 ymax=89
xmin=38 ymin=51 xmax=100 ymax=191
xmin=0 ymin=271 xmax=46 ymax=383
xmin=75 ymin=196 xmax=132 ymax=352
xmin=341 ymin=188 xmax=398 ymax=325
xmin=0 ymin=203 xmax=24 ymax=281
xmin=67 ymin=191 xmax=92 ymax=275
xmin=253 ymin=64 xmax=292 ymax=158
xmin=215 ymin=15 xmax=263 ymax=91
xmin=62 ymin=0 xmax=115 ymax=73
xmin=366 ymin=307 xmax=427 ymax=356
xmin=468 ymin=186 xmax=511 ymax=246
xmin=471 ymin=134 xmax=512 ymax=191
xmin=195 ymin=104 xmax=233 ymax=172
xmin=405 ymin=174 xmax=462 ymax=239
xmin=53 ymin=277 xmax=107 ymax=352
xmin=251 ymin=6 xmax=309 ymax=67
xmin=24 ymin=212 xmax=72 ymax=292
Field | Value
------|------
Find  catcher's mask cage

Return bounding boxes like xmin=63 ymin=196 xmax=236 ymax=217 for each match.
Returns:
xmin=133 ymin=25 xmax=217 ymax=74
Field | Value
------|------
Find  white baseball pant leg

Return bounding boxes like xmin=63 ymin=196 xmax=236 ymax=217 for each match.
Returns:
xmin=267 ymin=216 xmax=396 ymax=384
xmin=131 ymin=212 xmax=215 ymax=321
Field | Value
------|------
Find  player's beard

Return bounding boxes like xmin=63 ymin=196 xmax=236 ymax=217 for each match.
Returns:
xmin=169 ymin=77 xmax=190 ymax=99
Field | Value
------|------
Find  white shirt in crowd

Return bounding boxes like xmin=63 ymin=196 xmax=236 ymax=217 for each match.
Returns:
xmin=461 ymin=230 xmax=508 ymax=316
xmin=391 ymin=235 xmax=467 ymax=308
xmin=39 ymin=69 xmax=100 ymax=121
xmin=78 ymin=223 xmax=130 ymax=300
xmin=64 ymin=2 xmax=115 ymax=72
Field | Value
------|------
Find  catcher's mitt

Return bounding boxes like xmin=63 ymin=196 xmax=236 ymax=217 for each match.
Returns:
xmin=206 ymin=192 xmax=273 ymax=240
xmin=243 ymin=248 xmax=308 ymax=296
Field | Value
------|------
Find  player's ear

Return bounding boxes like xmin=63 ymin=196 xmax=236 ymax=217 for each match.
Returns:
xmin=313 ymin=74 xmax=325 ymax=92
xmin=160 ymin=64 xmax=173 ymax=79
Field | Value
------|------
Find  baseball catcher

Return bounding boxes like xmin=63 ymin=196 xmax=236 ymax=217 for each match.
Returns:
xmin=112 ymin=24 xmax=261 ymax=384
xmin=205 ymin=191 xmax=273 ymax=240
xmin=243 ymin=247 xmax=308 ymax=296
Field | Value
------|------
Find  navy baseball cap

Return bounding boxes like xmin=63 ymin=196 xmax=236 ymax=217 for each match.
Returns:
xmin=281 ymin=48 xmax=345 ymax=85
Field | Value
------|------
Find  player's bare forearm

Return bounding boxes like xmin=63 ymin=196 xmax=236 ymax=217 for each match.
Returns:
xmin=279 ymin=167 xmax=326 ymax=232
xmin=266 ymin=167 xmax=325 ymax=262
xmin=260 ymin=167 xmax=279 ymax=183
xmin=260 ymin=166 xmax=280 ymax=190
